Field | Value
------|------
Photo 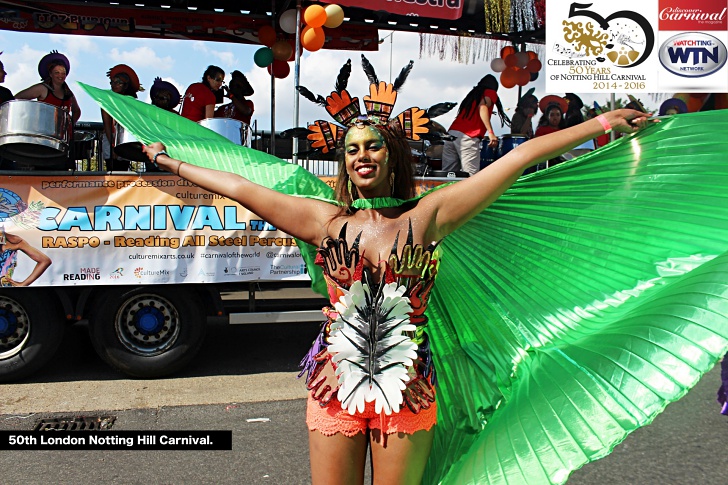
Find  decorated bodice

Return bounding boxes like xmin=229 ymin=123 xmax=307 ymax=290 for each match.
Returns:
xmin=300 ymin=221 xmax=441 ymax=416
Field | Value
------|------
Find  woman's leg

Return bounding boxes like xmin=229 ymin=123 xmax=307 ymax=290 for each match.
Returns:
xmin=369 ymin=428 xmax=435 ymax=485
xmin=309 ymin=430 xmax=368 ymax=485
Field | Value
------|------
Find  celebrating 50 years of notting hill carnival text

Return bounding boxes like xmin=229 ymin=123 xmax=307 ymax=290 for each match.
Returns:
xmin=547 ymin=1 xmax=728 ymax=93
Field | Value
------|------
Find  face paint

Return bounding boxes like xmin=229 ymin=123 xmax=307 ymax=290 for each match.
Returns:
xmin=344 ymin=125 xmax=391 ymax=198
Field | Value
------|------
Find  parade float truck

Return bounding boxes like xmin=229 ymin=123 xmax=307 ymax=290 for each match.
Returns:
xmin=0 ymin=167 xmax=447 ymax=382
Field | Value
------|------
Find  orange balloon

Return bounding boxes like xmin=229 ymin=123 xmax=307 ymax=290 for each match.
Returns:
xmin=304 ymin=5 xmax=327 ymax=28
xmin=516 ymin=68 xmax=531 ymax=86
xmin=258 ymin=25 xmax=277 ymax=47
xmin=504 ymin=53 xmax=518 ymax=68
xmin=271 ymin=39 xmax=293 ymax=61
xmin=526 ymin=50 xmax=539 ymax=60
xmin=500 ymin=68 xmax=518 ymax=89
xmin=501 ymin=46 xmax=515 ymax=58
xmin=301 ymin=25 xmax=325 ymax=52
xmin=526 ymin=58 xmax=542 ymax=73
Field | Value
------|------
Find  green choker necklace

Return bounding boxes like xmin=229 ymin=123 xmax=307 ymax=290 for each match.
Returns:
xmin=350 ymin=197 xmax=407 ymax=209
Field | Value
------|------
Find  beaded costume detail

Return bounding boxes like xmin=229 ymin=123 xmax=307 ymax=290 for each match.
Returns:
xmin=300 ymin=221 xmax=439 ymax=416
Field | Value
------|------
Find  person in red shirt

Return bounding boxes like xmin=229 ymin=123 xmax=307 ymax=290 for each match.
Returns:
xmin=214 ymin=70 xmax=254 ymax=125
xmin=14 ymin=51 xmax=81 ymax=170
xmin=15 ymin=50 xmax=81 ymax=125
xmin=180 ymin=65 xmax=224 ymax=122
xmin=534 ymin=96 xmax=567 ymax=138
xmin=441 ymin=74 xmax=509 ymax=176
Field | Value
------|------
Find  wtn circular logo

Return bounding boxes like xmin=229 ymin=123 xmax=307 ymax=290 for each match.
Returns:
xmin=659 ymin=32 xmax=727 ymax=77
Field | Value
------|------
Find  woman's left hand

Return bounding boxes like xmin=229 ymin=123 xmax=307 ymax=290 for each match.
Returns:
xmin=487 ymin=131 xmax=498 ymax=147
xmin=141 ymin=142 xmax=172 ymax=172
xmin=604 ymin=109 xmax=654 ymax=134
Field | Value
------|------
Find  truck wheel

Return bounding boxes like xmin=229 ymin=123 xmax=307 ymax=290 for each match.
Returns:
xmin=90 ymin=287 xmax=206 ymax=378
xmin=0 ymin=289 xmax=64 ymax=382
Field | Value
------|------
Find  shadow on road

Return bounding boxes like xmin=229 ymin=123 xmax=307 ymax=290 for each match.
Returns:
xmin=20 ymin=320 xmax=322 ymax=384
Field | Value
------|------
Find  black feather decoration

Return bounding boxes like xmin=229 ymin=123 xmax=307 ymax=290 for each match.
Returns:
xmin=335 ymin=59 xmax=352 ymax=92
xmin=361 ymin=54 xmax=378 ymax=85
xmin=392 ymin=60 xmax=414 ymax=92
xmin=425 ymin=102 xmax=457 ymax=119
xmin=296 ymin=85 xmax=327 ymax=106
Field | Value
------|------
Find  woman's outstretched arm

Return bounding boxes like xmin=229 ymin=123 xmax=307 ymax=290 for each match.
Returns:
xmin=427 ymin=109 xmax=651 ymax=239
xmin=142 ymin=143 xmax=338 ymax=246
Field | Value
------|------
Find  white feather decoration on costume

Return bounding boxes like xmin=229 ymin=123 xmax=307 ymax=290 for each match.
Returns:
xmin=328 ymin=279 xmax=417 ymax=415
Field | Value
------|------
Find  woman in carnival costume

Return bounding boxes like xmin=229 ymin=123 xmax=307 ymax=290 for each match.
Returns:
xmin=80 ymin=56 xmax=728 ymax=484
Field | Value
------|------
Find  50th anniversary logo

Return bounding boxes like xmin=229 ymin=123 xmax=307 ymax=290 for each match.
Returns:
xmin=546 ymin=0 xmax=728 ymax=93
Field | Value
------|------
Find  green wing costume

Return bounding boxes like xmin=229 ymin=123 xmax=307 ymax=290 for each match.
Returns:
xmin=82 ymin=84 xmax=728 ymax=484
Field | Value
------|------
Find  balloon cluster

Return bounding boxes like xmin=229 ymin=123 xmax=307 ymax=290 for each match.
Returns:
xmin=490 ymin=46 xmax=542 ymax=89
xmin=252 ymin=4 xmax=345 ymax=79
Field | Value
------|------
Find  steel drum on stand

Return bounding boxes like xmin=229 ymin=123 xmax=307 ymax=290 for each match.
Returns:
xmin=73 ymin=130 xmax=97 ymax=170
xmin=113 ymin=124 xmax=146 ymax=162
xmin=479 ymin=139 xmax=499 ymax=170
xmin=0 ymin=100 xmax=70 ymax=165
xmin=198 ymin=118 xmax=251 ymax=146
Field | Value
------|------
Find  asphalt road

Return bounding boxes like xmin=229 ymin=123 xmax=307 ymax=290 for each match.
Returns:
xmin=1 ymin=322 xmax=726 ymax=484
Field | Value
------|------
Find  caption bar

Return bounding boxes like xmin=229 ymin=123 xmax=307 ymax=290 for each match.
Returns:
xmin=0 ymin=430 xmax=232 ymax=450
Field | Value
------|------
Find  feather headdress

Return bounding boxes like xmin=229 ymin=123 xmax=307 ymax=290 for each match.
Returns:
xmin=297 ymin=55 xmax=453 ymax=154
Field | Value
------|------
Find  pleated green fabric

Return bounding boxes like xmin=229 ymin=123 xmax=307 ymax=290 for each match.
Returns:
xmin=81 ymin=83 xmax=728 ymax=484
xmin=424 ymin=111 xmax=728 ymax=484
xmin=79 ymin=83 xmax=332 ymax=296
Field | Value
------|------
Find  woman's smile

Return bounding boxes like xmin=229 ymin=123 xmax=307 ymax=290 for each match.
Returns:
xmin=345 ymin=124 xmax=390 ymax=197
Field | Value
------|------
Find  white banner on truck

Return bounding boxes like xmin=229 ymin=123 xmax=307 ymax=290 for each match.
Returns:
xmin=0 ymin=174 xmax=308 ymax=286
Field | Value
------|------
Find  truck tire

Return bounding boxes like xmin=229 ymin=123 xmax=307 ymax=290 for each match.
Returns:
xmin=0 ymin=289 xmax=64 ymax=382
xmin=89 ymin=286 xmax=206 ymax=378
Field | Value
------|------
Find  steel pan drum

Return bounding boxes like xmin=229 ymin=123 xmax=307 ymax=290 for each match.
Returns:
xmin=479 ymin=141 xmax=499 ymax=169
xmin=113 ymin=124 xmax=146 ymax=162
xmin=198 ymin=118 xmax=251 ymax=146
xmin=0 ymin=100 xmax=70 ymax=165
xmin=73 ymin=130 xmax=96 ymax=156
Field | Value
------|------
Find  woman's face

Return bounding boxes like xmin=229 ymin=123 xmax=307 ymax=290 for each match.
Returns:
xmin=49 ymin=65 xmax=67 ymax=85
xmin=153 ymin=90 xmax=172 ymax=109
xmin=548 ymin=108 xmax=562 ymax=127
xmin=344 ymin=124 xmax=390 ymax=198
xmin=207 ymin=73 xmax=225 ymax=92
xmin=110 ymin=75 xmax=129 ymax=94
xmin=665 ymin=107 xmax=679 ymax=116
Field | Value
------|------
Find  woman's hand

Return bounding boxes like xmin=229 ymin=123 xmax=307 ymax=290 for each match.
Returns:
xmin=142 ymin=142 xmax=172 ymax=172
xmin=487 ymin=131 xmax=498 ymax=147
xmin=142 ymin=142 xmax=166 ymax=162
xmin=603 ymin=109 xmax=653 ymax=134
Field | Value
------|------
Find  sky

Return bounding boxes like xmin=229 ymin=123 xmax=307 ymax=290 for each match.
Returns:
xmin=0 ymin=28 xmax=663 ymax=136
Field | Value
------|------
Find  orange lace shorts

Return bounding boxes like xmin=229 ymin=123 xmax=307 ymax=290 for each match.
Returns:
xmin=306 ymin=396 xmax=437 ymax=437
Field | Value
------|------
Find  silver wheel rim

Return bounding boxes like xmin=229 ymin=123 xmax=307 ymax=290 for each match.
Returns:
xmin=114 ymin=293 xmax=180 ymax=356
xmin=0 ymin=296 xmax=31 ymax=360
